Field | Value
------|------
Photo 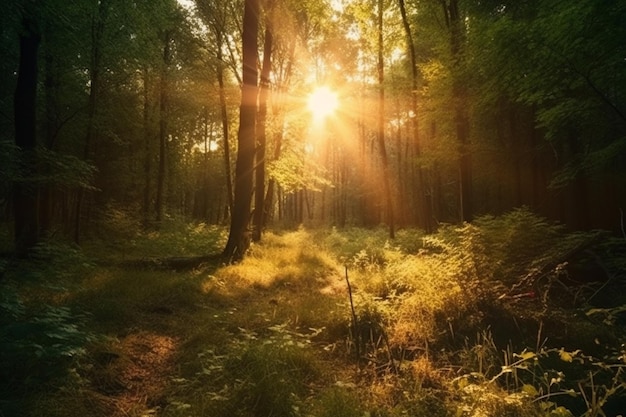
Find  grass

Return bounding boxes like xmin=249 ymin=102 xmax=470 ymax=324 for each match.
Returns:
xmin=2 ymin=210 xmax=626 ymax=417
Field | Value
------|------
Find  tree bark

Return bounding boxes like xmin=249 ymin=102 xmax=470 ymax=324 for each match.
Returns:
xmin=444 ymin=0 xmax=473 ymax=222
xmin=216 ymin=30 xmax=234 ymax=220
xmin=155 ymin=31 xmax=172 ymax=225
xmin=262 ymin=33 xmax=295 ymax=228
xmin=252 ymin=4 xmax=273 ymax=242
xmin=13 ymin=15 xmax=41 ymax=256
xmin=142 ymin=67 xmax=153 ymax=228
xmin=398 ymin=0 xmax=433 ymax=232
xmin=40 ymin=43 xmax=57 ymax=235
xmin=222 ymin=0 xmax=259 ymax=262
xmin=377 ymin=0 xmax=395 ymax=239
xmin=76 ymin=0 xmax=109 ymax=244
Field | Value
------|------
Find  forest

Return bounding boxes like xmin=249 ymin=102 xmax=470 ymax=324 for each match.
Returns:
xmin=1 ymin=0 xmax=626 ymax=416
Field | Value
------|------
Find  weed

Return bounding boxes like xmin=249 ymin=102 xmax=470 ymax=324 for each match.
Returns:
xmin=5 ymin=213 xmax=626 ymax=417
xmin=186 ymin=323 xmax=323 ymax=417
xmin=308 ymin=386 xmax=365 ymax=417
xmin=0 ymin=284 xmax=96 ymax=416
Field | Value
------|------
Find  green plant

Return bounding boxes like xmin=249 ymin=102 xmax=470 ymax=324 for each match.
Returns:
xmin=0 ymin=285 xmax=96 ymax=391
xmin=190 ymin=323 xmax=322 ymax=417
xmin=453 ymin=345 xmax=626 ymax=417
xmin=308 ymin=386 xmax=365 ymax=417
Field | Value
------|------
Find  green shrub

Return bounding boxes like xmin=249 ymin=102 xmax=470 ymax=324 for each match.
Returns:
xmin=308 ymin=386 xmax=365 ymax=417
xmin=193 ymin=324 xmax=322 ymax=417
xmin=0 ymin=285 xmax=95 ymax=393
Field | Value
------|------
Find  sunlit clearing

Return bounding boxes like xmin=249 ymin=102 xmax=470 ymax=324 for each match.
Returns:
xmin=307 ymin=86 xmax=338 ymax=121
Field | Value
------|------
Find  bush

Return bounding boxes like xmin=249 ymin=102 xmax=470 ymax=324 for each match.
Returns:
xmin=0 ymin=285 xmax=95 ymax=392
xmin=193 ymin=324 xmax=322 ymax=417
xmin=308 ymin=386 xmax=365 ymax=417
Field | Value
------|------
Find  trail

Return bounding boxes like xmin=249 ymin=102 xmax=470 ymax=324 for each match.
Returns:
xmin=89 ymin=331 xmax=178 ymax=416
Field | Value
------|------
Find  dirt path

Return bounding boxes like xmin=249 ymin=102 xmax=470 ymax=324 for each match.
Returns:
xmin=88 ymin=331 xmax=178 ymax=416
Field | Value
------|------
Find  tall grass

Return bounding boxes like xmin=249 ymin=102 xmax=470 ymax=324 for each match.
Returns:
xmin=4 ymin=208 xmax=625 ymax=417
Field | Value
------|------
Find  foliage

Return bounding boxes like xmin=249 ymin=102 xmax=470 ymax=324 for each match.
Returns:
xmin=33 ymin=147 xmax=97 ymax=191
xmin=216 ymin=228 xmax=339 ymax=289
xmin=125 ymin=221 xmax=227 ymax=258
xmin=313 ymin=212 xmax=626 ymax=414
xmin=472 ymin=207 xmax=592 ymax=288
xmin=88 ymin=207 xmax=228 ymax=259
xmin=0 ymin=285 xmax=96 ymax=404
xmin=4 ymin=216 xmax=626 ymax=417
xmin=174 ymin=324 xmax=322 ymax=417
xmin=452 ymin=342 xmax=626 ymax=417
xmin=307 ymin=386 xmax=365 ymax=417
xmin=0 ymin=239 xmax=99 ymax=416
xmin=470 ymin=0 xmax=626 ymax=189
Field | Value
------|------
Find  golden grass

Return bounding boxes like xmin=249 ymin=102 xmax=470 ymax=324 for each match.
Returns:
xmin=9 ymin=222 xmax=587 ymax=417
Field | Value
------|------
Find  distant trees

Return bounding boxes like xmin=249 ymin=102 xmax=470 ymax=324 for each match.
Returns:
xmin=2 ymin=0 xmax=625 ymax=256
xmin=461 ymin=0 xmax=626 ymax=229
xmin=376 ymin=0 xmax=395 ymax=239
xmin=443 ymin=0 xmax=472 ymax=222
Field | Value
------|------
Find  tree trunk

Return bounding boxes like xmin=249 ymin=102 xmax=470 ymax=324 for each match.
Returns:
xmin=76 ymin=0 xmax=109 ymax=244
xmin=253 ymin=5 xmax=273 ymax=242
xmin=41 ymin=47 xmax=58 ymax=235
xmin=155 ymin=31 xmax=172 ymax=225
xmin=13 ymin=15 xmax=40 ymax=256
xmin=222 ymin=0 xmax=259 ymax=262
xmin=142 ymin=67 xmax=153 ymax=228
xmin=377 ymin=0 xmax=395 ymax=239
xmin=398 ymin=0 xmax=433 ymax=232
xmin=262 ymin=35 xmax=295 ymax=228
xmin=444 ymin=0 xmax=473 ymax=222
xmin=216 ymin=30 xmax=234 ymax=220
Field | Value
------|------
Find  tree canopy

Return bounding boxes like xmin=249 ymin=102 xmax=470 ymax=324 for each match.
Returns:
xmin=2 ymin=0 xmax=625 ymax=255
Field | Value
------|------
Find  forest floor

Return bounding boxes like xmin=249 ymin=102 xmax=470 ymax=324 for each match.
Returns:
xmin=2 ymin=216 xmax=626 ymax=417
xmin=1 ymin=227 xmax=355 ymax=417
xmin=29 ymin=255 xmax=357 ymax=417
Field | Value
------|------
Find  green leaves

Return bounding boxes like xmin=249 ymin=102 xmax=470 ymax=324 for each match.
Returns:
xmin=192 ymin=322 xmax=321 ymax=417
xmin=468 ymin=0 xmax=626 ymax=191
xmin=0 ymin=292 xmax=96 ymax=388
xmin=33 ymin=146 xmax=97 ymax=190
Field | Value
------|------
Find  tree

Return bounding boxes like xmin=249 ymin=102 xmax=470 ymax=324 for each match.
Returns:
xmin=13 ymin=7 xmax=40 ymax=256
xmin=222 ymin=0 xmax=260 ymax=262
xmin=376 ymin=0 xmax=395 ymax=239
xmin=155 ymin=30 xmax=172 ymax=225
xmin=462 ymin=0 xmax=626 ymax=230
xmin=195 ymin=0 xmax=241 ymax=220
xmin=252 ymin=0 xmax=274 ymax=242
xmin=74 ymin=0 xmax=110 ymax=243
xmin=397 ymin=0 xmax=433 ymax=232
xmin=442 ymin=0 xmax=472 ymax=222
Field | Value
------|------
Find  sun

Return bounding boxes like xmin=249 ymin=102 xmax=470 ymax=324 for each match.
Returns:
xmin=307 ymin=86 xmax=338 ymax=120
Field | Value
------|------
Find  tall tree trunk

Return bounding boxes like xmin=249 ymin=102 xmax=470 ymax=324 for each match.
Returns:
xmin=444 ymin=0 xmax=472 ymax=222
xmin=377 ymin=0 xmax=395 ymax=239
xmin=76 ymin=0 xmax=109 ymax=244
xmin=41 ymin=47 xmax=58 ymax=235
xmin=13 ymin=15 xmax=40 ymax=256
xmin=262 ymin=34 xmax=296 ymax=228
xmin=155 ymin=31 xmax=172 ymax=225
xmin=253 ymin=4 xmax=273 ymax=242
xmin=216 ymin=31 xmax=234 ymax=220
xmin=398 ymin=0 xmax=433 ymax=232
xmin=222 ymin=0 xmax=259 ymax=262
xmin=142 ymin=67 xmax=153 ymax=228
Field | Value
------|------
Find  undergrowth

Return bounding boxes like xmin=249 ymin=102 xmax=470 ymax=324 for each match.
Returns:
xmin=0 ymin=240 xmax=98 ymax=416
xmin=2 ymin=208 xmax=626 ymax=417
